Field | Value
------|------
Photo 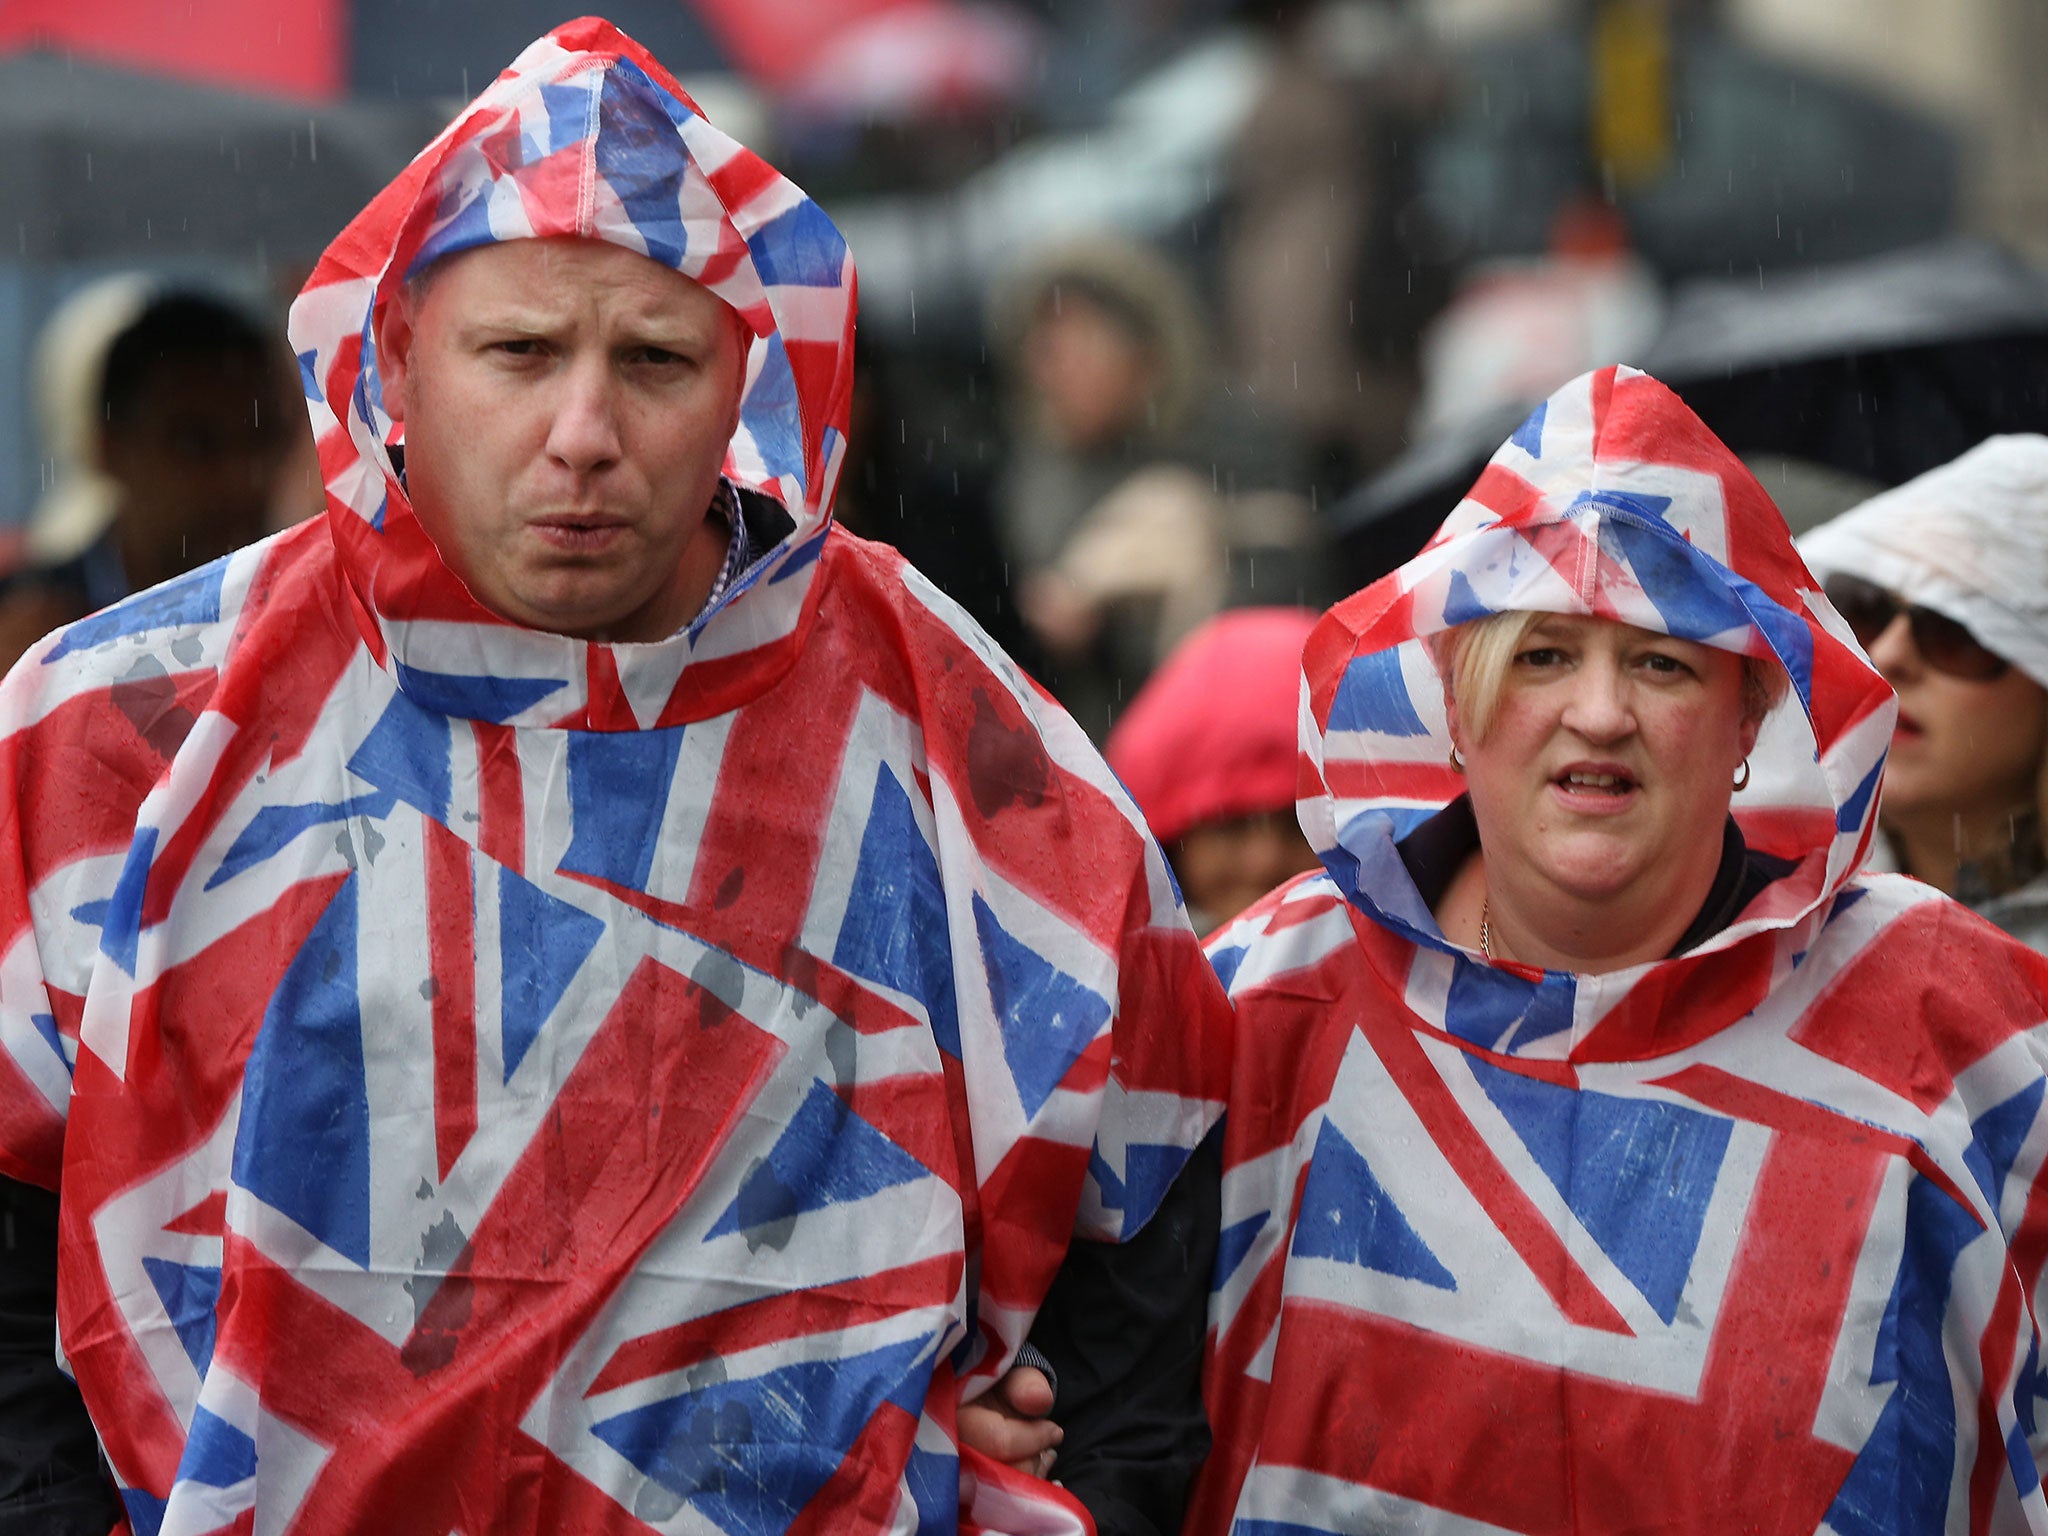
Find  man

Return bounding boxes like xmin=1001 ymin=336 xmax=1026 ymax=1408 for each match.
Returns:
xmin=0 ymin=21 xmax=1224 ymax=1534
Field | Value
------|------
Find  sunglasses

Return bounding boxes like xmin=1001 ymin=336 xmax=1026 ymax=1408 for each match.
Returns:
xmin=1823 ymin=574 xmax=2009 ymax=682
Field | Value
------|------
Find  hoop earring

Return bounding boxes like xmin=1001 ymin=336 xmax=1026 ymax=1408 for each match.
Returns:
xmin=1449 ymin=746 xmax=1465 ymax=774
xmin=1733 ymin=758 xmax=1751 ymax=793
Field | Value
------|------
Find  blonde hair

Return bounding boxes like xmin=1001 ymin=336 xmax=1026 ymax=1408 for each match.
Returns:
xmin=1426 ymin=611 xmax=1790 ymax=745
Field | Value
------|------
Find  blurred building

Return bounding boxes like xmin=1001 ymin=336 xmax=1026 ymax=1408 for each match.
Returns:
xmin=1412 ymin=0 xmax=2048 ymax=262
xmin=1728 ymin=0 xmax=2048 ymax=263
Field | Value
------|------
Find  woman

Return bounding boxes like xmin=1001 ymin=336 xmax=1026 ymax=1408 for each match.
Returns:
xmin=1801 ymin=436 xmax=2048 ymax=949
xmin=1191 ymin=367 xmax=2048 ymax=1531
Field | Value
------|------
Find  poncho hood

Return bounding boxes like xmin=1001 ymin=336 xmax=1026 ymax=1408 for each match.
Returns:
xmin=1800 ymin=432 xmax=2048 ymax=691
xmin=1298 ymin=365 xmax=1896 ymax=985
xmin=289 ymin=16 xmax=855 ymax=730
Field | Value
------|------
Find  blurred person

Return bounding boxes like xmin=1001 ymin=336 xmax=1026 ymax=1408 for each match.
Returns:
xmin=0 ymin=21 xmax=1228 ymax=1535
xmin=1105 ymin=607 xmax=1322 ymax=932
xmin=1189 ymin=367 xmax=2048 ymax=1530
xmin=994 ymin=236 xmax=1322 ymax=735
xmin=1411 ymin=195 xmax=1663 ymax=439
xmin=1801 ymin=435 xmax=2048 ymax=948
xmin=0 ymin=280 xmax=295 ymax=669
xmin=1221 ymin=0 xmax=1450 ymax=484
xmin=25 ymin=279 xmax=292 ymax=599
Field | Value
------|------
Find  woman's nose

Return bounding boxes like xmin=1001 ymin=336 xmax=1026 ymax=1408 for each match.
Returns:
xmin=1559 ymin=660 xmax=1634 ymax=740
xmin=1865 ymin=612 xmax=1919 ymax=679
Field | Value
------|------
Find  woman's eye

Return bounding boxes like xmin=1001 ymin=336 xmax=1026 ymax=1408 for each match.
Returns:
xmin=1515 ymin=647 xmax=1564 ymax=667
xmin=1639 ymin=652 xmax=1690 ymax=675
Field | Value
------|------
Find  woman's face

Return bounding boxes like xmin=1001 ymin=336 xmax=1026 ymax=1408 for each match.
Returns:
xmin=1866 ymin=611 xmax=2047 ymax=824
xmin=1453 ymin=614 xmax=1759 ymax=911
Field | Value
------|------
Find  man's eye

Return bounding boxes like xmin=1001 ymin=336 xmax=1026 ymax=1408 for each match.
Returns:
xmin=632 ymin=346 xmax=688 ymax=366
xmin=491 ymin=339 xmax=543 ymax=357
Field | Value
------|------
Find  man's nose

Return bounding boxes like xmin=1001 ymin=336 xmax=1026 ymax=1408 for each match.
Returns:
xmin=1559 ymin=658 xmax=1634 ymax=741
xmin=545 ymin=361 xmax=624 ymax=474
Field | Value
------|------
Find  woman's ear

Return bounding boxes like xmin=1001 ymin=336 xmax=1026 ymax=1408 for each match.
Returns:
xmin=1737 ymin=704 xmax=1764 ymax=762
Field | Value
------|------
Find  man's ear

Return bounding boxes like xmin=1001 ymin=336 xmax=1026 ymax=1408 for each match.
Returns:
xmin=372 ymin=287 xmax=416 ymax=426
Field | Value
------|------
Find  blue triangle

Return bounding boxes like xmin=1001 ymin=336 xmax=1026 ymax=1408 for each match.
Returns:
xmin=1214 ymin=1212 xmax=1269 ymax=1289
xmin=1444 ymin=961 xmax=1575 ymax=1052
xmin=296 ymin=347 xmax=322 ymax=401
xmin=1290 ymin=1119 xmax=1454 ymax=1289
xmin=47 ymin=560 xmax=225 ymax=663
xmin=28 ymin=1012 xmax=66 ymax=1072
xmin=393 ymin=661 xmax=565 ymax=724
xmin=1825 ymin=1174 xmax=1979 ymax=1535
xmin=973 ymin=895 xmax=1109 ymax=1118
xmin=204 ymin=790 xmax=398 ymax=891
xmin=1966 ymin=1078 xmax=2045 ymax=1210
xmin=498 ymin=871 xmax=605 ymax=1081
xmin=1468 ymin=1059 xmax=1731 ymax=1324
xmin=903 ymin=1443 xmax=956 ymax=1532
xmin=562 ymin=727 xmax=685 ymax=891
xmin=1327 ymin=646 xmax=1430 ymax=737
xmin=99 ymin=826 xmax=157 ymax=976
xmin=141 ymin=1256 xmax=222 ymax=1373
xmin=121 ymin=1489 xmax=169 ymax=1536
xmin=346 ymin=689 xmax=453 ymax=823
xmin=232 ymin=877 xmax=371 ymax=1266
xmin=1510 ymin=399 xmax=1547 ymax=458
xmin=591 ymin=1335 xmax=932 ymax=1536
xmin=1119 ymin=1143 xmax=1193 ymax=1233
xmin=177 ymin=1406 xmax=257 ymax=1490
xmin=707 ymin=1080 xmax=929 ymax=1239
xmin=832 ymin=766 xmax=960 ymax=1055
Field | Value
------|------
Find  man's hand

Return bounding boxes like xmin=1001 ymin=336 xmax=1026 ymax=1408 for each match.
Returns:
xmin=957 ymin=1364 xmax=1062 ymax=1476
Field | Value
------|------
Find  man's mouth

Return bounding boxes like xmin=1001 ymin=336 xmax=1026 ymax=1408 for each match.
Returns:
xmin=531 ymin=513 xmax=629 ymax=552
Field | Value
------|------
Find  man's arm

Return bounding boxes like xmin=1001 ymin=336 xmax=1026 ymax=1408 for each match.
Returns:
xmin=965 ymin=1133 xmax=1221 ymax=1536
xmin=0 ymin=1175 xmax=122 ymax=1534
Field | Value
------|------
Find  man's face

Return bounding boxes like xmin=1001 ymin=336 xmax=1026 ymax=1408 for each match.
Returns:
xmin=377 ymin=238 xmax=748 ymax=643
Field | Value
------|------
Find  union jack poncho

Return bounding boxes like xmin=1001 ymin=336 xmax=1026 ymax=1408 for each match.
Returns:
xmin=1190 ymin=366 xmax=2048 ymax=1533
xmin=0 ymin=19 xmax=1228 ymax=1534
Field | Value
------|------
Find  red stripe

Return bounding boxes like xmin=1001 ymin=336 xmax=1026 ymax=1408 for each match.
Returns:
xmin=1319 ymin=758 xmax=1462 ymax=804
xmin=1349 ymin=969 xmax=1634 ymax=1336
xmin=1969 ymin=1264 xmax=2026 ymax=1535
xmin=472 ymin=721 xmax=525 ymax=875
xmin=1243 ymin=1087 xmax=1881 ymax=1531
xmin=219 ymin=953 xmax=783 ymax=1533
xmin=424 ymin=819 xmax=476 ymax=1181
xmin=585 ymin=1251 xmax=963 ymax=1395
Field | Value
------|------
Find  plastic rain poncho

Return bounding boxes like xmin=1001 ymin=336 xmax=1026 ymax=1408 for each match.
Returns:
xmin=0 ymin=21 xmax=1227 ymax=1535
xmin=1190 ymin=366 xmax=2048 ymax=1534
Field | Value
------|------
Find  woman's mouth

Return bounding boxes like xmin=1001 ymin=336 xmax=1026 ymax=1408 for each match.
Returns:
xmin=1894 ymin=710 xmax=1924 ymax=740
xmin=1550 ymin=766 xmax=1638 ymax=810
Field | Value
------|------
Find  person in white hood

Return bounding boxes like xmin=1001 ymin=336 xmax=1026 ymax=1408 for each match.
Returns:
xmin=1802 ymin=435 xmax=2048 ymax=949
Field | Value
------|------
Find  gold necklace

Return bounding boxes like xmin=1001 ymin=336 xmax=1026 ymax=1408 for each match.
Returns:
xmin=1479 ymin=896 xmax=1495 ymax=961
